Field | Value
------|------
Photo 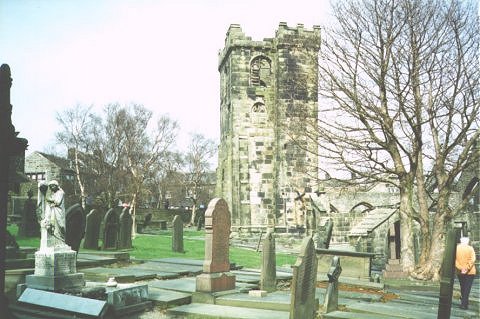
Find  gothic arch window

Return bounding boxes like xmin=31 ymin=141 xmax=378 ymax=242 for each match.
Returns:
xmin=250 ymin=56 xmax=271 ymax=87
xmin=350 ymin=202 xmax=374 ymax=214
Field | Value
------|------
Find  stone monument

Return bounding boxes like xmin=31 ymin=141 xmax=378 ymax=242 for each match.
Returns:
xmin=196 ymin=198 xmax=236 ymax=293
xmin=25 ymin=181 xmax=84 ymax=291
xmin=172 ymin=215 xmax=184 ymax=253
xmin=323 ymin=256 xmax=342 ymax=313
xmin=290 ymin=236 xmax=318 ymax=319
xmin=83 ymin=209 xmax=101 ymax=250
xmin=260 ymin=230 xmax=276 ymax=292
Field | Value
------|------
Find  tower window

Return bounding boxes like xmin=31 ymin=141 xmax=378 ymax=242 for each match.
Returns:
xmin=250 ymin=56 xmax=271 ymax=87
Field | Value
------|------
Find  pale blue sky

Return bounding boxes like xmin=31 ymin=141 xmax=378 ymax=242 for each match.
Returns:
xmin=0 ymin=0 xmax=331 ymax=155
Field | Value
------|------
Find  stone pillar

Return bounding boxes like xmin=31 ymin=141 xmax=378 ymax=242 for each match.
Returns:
xmin=0 ymin=64 xmax=28 ymax=312
xmin=172 ymin=215 xmax=184 ymax=253
xmin=260 ymin=230 xmax=276 ymax=292
xmin=196 ymin=198 xmax=236 ymax=292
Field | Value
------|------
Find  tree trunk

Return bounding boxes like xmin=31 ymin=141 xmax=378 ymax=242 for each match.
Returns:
xmin=398 ymin=188 xmax=416 ymax=273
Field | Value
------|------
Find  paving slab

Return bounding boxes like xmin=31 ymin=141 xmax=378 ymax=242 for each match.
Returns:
xmin=168 ymin=303 xmax=290 ymax=319
xmin=148 ymin=287 xmax=192 ymax=307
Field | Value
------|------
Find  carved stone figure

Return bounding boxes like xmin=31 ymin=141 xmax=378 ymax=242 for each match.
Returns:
xmin=38 ymin=180 xmax=67 ymax=248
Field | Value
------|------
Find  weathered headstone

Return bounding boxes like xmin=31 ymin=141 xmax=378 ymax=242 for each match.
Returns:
xmin=323 ymin=256 xmax=342 ymax=313
xmin=65 ymin=203 xmax=86 ymax=252
xmin=196 ymin=198 xmax=236 ymax=292
xmin=437 ymin=228 xmax=460 ymax=319
xmin=118 ymin=208 xmax=133 ymax=249
xmin=172 ymin=215 xmax=184 ymax=253
xmin=316 ymin=218 xmax=333 ymax=249
xmin=83 ymin=209 xmax=102 ymax=250
xmin=103 ymin=208 xmax=119 ymax=250
xmin=260 ymin=230 xmax=276 ymax=292
xmin=290 ymin=236 xmax=318 ymax=319
xmin=24 ymin=190 xmax=40 ymax=237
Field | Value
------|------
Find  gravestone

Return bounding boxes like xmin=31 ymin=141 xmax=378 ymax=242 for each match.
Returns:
xmin=65 ymin=203 xmax=86 ymax=252
xmin=172 ymin=215 xmax=184 ymax=253
xmin=83 ymin=209 xmax=102 ymax=250
xmin=196 ymin=198 xmax=236 ymax=293
xmin=437 ymin=228 xmax=460 ymax=319
xmin=118 ymin=208 xmax=133 ymax=249
xmin=103 ymin=208 xmax=119 ymax=250
xmin=260 ymin=230 xmax=276 ymax=292
xmin=316 ymin=218 xmax=333 ymax=249
xmin=6 ymin=230 xmax=19 ymax=259
xmin=24 ymin=190 xmax=40 ymax=237
xmin=290 ymin=236 xmax=318 ymax=319
xmin=323 ymin=256 xmax=342 ymax=313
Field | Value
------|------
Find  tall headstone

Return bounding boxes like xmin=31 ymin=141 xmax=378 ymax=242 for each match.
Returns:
xmin=323 ymin=256 xmax=342 ymax=313
xmin=290 ymin=236 xmax=318 ymax=319
xmin=196 ymin=198 xmax=236 ymax=292
xmin=83 ymin=209 xmax=101 ymax=250
xmin=260 ymin=230 xmax=276 ymax=292
xmin=102 ymin=208 xmax=119 ymax=250
xmin=65 ymin=204 xmax=85 ymax=252
xmin=172 ymin=215 xmax=184 ymax=253
xmin=316 ymin=218 xmax=333 ymax=249
xmin=118 ymin=208 xmax=133 ymax=249
xmin=437 ymin=228 xmax=460 ymax=319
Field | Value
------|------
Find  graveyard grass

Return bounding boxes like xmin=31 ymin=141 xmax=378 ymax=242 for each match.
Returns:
xmin=8 ymin=225 xmax=297 ymax=269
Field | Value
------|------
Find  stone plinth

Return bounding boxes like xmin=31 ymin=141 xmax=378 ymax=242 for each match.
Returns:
xmin=25 ymin=245 xmax=84 ymax=291
xmin=196 ymin=272 xmax=236 ymax=293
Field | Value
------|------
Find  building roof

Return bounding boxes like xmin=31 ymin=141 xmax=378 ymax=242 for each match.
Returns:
xmin=36 ymin=151 xmax=73 ymax=170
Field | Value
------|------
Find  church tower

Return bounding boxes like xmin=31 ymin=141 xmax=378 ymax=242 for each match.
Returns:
xmin=216 ymin=23 xmax=321 ymax=229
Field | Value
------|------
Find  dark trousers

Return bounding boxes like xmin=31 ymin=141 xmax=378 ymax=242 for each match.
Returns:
xmin=458 ymin=274 xmax=475 ymax=308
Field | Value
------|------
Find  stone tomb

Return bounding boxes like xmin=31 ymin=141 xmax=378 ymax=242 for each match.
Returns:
xmin=172 ymin=215 xmax=184 ymax=253
xmin=289 ymin=236 xmax=318 ymax=319
xmin=103 ymin=208 xmax=119 ymax=250
xmin=83 ymin=209 xmax=102 ymax=250
xmin=196 ymin=198 xmax=236 ymax=293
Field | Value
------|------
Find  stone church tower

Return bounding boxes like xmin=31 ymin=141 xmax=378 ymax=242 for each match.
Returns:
xmin=216 ymin=23 xmax=321 ymax=229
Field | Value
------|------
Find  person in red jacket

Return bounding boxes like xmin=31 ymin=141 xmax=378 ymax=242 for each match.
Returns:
xmin=455 ymin=236 xmax=477 ymax=310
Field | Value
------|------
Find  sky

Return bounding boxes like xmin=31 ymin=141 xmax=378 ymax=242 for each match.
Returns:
xmin=0 ymin=0 xmax=332 ymax=156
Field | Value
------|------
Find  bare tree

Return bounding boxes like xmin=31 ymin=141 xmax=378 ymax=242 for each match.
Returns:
xmin=184 ymin=133 xmax=216 ymax=225
xmin=56 ymin=105 xmax=98 ymax=208
xmin=289 ymin=0 xmax=479 ymax=279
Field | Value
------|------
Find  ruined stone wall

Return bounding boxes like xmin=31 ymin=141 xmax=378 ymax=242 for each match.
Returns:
xmin=216 ymin=23 xmax=320 ymax=228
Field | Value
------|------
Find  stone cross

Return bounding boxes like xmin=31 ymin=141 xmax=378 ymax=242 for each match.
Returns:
xmin=260 ymin=230 xmax=276 ymax=292
xmin=102 ymin=208 xmax=119 ymax=250
xmin=437 ymin=228 xmax=460 ymax=319
xmin=290 ymin=236 xmax=318 ymax=319
xmin=323 ymin=256 xmax=342 ymax=313
xmin=196 ymin=198 xmax=236 ymax=292
xmin=118 ymin=208 xmax=133 ymax=249
xmin=83 ymin=209 xmax=101 ymax=250
xmin=172 ymin=215 xmax=184 ymax=253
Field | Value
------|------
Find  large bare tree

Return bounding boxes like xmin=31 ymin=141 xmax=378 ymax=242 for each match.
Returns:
xmin=289 ymin=0 xmax=479 ymax=279
xmin=184 ymin=133 xmax=216 ymax=225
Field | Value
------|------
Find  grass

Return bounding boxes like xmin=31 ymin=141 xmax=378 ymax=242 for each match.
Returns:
xmin=7 ymin=225 xmax=297 ymax=269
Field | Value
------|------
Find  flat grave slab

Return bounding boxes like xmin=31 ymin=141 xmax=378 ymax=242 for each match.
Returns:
xmin=82 ymin=267 xmax=159 ymax=282
xmin=148 ymin=287 xmax=192 ymax=307
xmin=216 ymin=290 xmax=291 ymax=311
xmin=134 ymin=261 xmax=203 ymax=275
xmin=345 ymin=300 xmax=440 ymax=319
xmin=240 ymin=268 xmax=293 ymax=280
xmin=168 ymin=303 xmax=290 ymax=319
xmin=149 ymin=277 xmax=197 ymax=293
xmin=149 ymin=257 xmax=204 ymax=266
xmin=323 ymin=310 xmax=396 ymax=319
xmin=18 ymin=288 xmax=107 ymax=317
